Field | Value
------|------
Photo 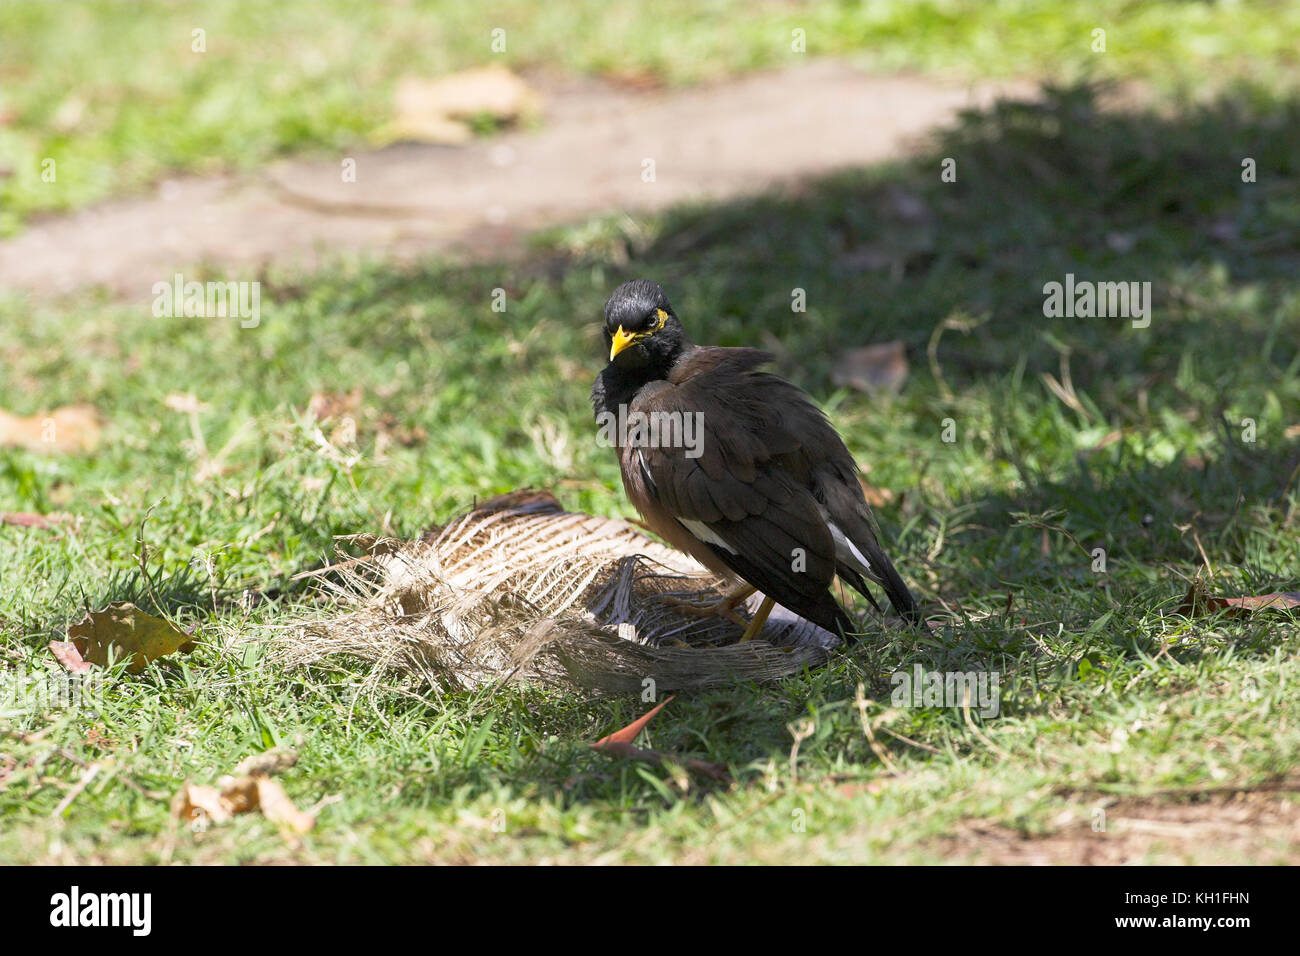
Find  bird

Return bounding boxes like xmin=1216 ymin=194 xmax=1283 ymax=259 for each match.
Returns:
xmin=590 ymin=278 xmax=923 ymax=644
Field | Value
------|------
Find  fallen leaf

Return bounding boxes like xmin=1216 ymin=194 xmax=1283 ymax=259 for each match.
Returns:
xmin=605 ymin=68 xmax=664 ymax=93
xmin=307 ymin=387 xmax=362 ymax=422
xmin=590 ymin=696 xmax=729 ymax=781
xmin=170 ymin=783 xmax=233 ymax=826
xmin=253 ymin=777 xmax=315 ymax=834
xmin=834 ymin=780 xmax=887 ymax=799
xmin=49 ymin=640 xmax=93 ymax=674
xmin=215 ymin=774 xmax=261 ymax=815
xmin=592 ymin=695 xmax=676 ymax=749
xmin=831 ymin=341 xmax=908 ymax=393
xmin=307 ymin=388 xmax=366 ymax=446
xmin=0 ymin=405 xmax=101 ymax=453
xmin=172 ymin=750 xmax=314 ymax=834
xmin=2 ymin=511 xmax=69 ymax=528
xmin=232 ymin=748 xmax=299 ymax=777
xmin=163 ymin=393 xmax=209 ymax=414
xmin=67 ymin=602 xmax=196 ymax=671
xmin=1177 ymin=583 xmax=1300 ymax=618
xmin=84 ymin=724 xmax=116 ymax=751
xmin=373 ymin=66 xmax=541 ymax=146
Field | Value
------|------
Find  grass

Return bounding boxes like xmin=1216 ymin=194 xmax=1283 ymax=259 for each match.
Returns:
xmin=5 ymin=0 xmax=1300 ymax=233
xmin=2 ymin=72 xmax=1298 ymax=862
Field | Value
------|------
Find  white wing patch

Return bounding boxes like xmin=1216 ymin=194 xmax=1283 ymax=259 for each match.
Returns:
xmin=637 ymin=449 xmax=656 ymax=493
xmin=828 ymin=521 xmax=874 ymax=578
xmin=680 ymin=519 xmax=737 ymax=553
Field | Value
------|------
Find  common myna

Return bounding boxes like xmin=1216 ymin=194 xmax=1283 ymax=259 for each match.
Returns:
xmin=591 ymin=279 xmax=922 ymax=643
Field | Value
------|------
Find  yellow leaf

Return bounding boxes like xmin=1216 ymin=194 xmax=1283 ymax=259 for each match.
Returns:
xmin=67 ymin=602 xmax=195 ymax=671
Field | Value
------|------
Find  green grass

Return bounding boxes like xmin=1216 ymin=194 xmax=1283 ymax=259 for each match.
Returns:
xmin=5 ymin=0 xmax=1300 ymax=233
xmin=2 ymin=77 xmax=1298 ymax=863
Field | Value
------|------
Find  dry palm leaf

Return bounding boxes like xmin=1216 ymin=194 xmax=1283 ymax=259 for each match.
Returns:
xmin=265 ymin=490 xmax=840 ymax=696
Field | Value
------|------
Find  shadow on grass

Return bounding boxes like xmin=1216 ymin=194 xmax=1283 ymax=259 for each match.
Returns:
xmin=255 ymin=81 xmax=1300 ymax=801
xmin=503 ymin=80 xmax=1300 ymax=790
xmin=621 ymin=81 xmax=1298 ymax=390
xmin=21 ymin=82 xmax=1298 ymax=802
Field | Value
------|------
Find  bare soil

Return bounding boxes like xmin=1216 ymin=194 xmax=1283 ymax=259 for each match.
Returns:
xmin=2 ymin=62 xmax=1028 ymax=299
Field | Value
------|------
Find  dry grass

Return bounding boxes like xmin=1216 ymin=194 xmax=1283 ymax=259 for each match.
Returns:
xmin=265 ymin=490 xmax=842 ymax=696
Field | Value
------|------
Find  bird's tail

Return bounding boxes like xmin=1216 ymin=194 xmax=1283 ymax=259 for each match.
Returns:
xmin=834 ymin=516 xmax=926 ymax=629
xmin=871 ymin=549 xmax=923 ymax=627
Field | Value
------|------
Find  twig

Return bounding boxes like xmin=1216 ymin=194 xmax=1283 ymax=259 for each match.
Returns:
xmin=855 ymin=684 xmax=899 ymax=775
xmin=50 ymin=763 xmax=100 ymax=818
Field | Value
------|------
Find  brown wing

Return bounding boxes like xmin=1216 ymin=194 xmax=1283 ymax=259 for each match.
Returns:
xmin=626 ymin=348 xmax=854 ymax=634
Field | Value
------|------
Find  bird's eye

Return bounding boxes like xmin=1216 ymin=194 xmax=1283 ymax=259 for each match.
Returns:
xmin=642 ymin=308 xmax=668 ymax=331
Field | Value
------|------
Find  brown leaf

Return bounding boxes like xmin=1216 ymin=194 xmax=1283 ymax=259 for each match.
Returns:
xmin=1177 ymin=583 xmax=1300 ymax=618
xmin=834 ymin=780 xmax=887 ymax=799
xmin=592 ymin=695 xmax=676 ymax=749
xmin=1222 ymin=593 xmax=1300 ymax=611
xmin=831 ymin=341 xmax=908 ymax=393
xmin=232 ymin=748 xmax=299 ymax=777
xmin=215 ymin=775 xmax=261 ymax=815
xmin=307 ymin=387 xmax=362 ymax=422
xmin=67 ymin=602 xmax=196 ymax=671
xmin=171 ymin=752 xmax=314 ymax=834
xmin=373 ymin=67 xmax=541 ymax=146
xmin=2 ymin=512 xmax=69 ymax=528
xmin=84 ymin=724 xmax=116 ymax=751
xmin=49 ymin=640 xmax=93 ymax=674
xmin=0 ymin=405 xmax=101 ymax=453
xmin=254 ymin=776 xmax=315 ymax=834
xmin=170 ymin=783 xmax=233 ymax=826
xmin=605 ymin=68 xmax=665 ymax=93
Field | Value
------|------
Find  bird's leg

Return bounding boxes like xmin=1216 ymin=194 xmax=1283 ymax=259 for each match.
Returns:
xmin=738 ymin=595 xmax=776 ymax=644
xmin=660 ymin=583 xmax=756 ymax=627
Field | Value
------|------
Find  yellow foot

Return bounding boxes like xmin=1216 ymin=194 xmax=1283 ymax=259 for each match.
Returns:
xmin=660 ymin=583 xmax=756 ymax=628
xmin=738 ymin=595 xmax=776 ymax=644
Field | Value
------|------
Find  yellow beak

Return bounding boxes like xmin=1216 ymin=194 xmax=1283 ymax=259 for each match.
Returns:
xmin=609 ymin=325 xmax=639 ymax=361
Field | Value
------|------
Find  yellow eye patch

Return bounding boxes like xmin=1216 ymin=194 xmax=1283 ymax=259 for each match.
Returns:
xmin=610 ymin=309 xmax=670 ymax=360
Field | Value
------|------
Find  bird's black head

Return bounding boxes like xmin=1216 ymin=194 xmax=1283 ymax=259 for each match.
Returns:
xmin=601 ymin=279 xmax=689 ymax=374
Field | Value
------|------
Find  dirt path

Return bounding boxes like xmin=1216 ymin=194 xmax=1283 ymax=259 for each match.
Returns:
xmin=2 ymin=62 xmax=1029 ymax=299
